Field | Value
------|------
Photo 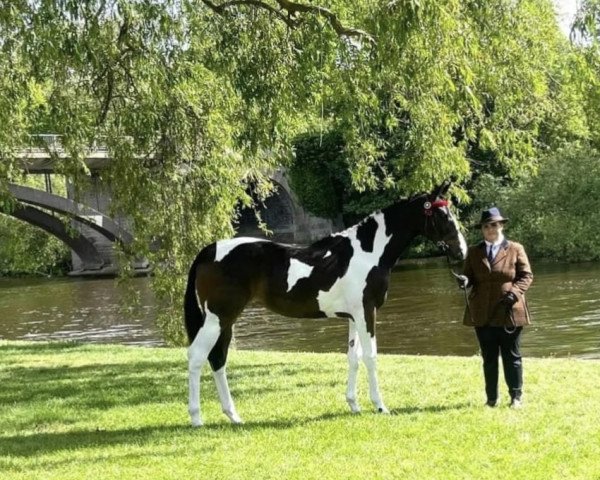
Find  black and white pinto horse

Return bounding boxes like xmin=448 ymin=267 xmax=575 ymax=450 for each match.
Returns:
xmin=184 ymin=181 xmax=467 ymax=426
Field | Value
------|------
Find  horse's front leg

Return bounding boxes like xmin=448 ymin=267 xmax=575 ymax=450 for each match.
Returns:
xmin=355 ymin=307 xmax=389 ymax=414
xmin=346 ymin=319 xmax=363 ymax=413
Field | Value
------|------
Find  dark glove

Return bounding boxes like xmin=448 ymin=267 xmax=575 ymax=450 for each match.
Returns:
xmin=455 ymin=275 xmax=469 ymax=290
xmin=499 ymin=292 xmax=518 ymax=309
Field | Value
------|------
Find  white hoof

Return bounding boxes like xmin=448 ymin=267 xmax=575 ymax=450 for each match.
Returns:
xmin=347 ymin=398 xmax=362 ymax=414
xmin=376 ymin=405 xmax=390 ymax=414
xmin=190 ymin=410 xmax=203 ymax=427
xmin=224 ymin=410 xmax=244 ymax=424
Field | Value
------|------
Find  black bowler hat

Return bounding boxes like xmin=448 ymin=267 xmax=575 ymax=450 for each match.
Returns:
xmin=476 ymin=207 xmax=509 ymax=227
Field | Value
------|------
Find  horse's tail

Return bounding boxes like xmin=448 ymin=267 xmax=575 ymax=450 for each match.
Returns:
xmin=184 ymin=254 xmax=205 ymax=345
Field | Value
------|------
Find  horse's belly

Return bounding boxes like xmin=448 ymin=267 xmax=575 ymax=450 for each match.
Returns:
xmin=262 ymin=295 xmax=326 ymax=319
xmin=317 ymin=277 xmax=363 ymax=317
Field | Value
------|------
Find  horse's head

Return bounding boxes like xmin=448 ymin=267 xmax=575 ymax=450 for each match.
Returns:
xmin=418 ymin=181 xmax=467 ymax=262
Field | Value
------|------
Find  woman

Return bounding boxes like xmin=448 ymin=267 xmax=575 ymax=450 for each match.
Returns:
xmin=456 ymin=207 xmax=533 ymax=408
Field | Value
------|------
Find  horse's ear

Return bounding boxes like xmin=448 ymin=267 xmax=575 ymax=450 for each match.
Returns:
xmin=432 ymin=180 xmax=452 ymax=198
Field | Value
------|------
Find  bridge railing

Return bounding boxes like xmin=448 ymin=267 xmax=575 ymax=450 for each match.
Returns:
xmin=25 ymin=134 xmax=109 ymax=153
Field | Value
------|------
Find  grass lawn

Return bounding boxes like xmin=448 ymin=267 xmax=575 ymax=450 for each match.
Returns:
xmin=1 ymin=341 xmax=599 ymax=480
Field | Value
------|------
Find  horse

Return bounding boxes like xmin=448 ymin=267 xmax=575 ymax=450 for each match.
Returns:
xmin=184 ymin=181 xmax=467 ymax=426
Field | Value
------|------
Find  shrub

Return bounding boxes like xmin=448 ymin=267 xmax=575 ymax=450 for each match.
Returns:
xmin=469 ymin=145 xmax=600 ymax=261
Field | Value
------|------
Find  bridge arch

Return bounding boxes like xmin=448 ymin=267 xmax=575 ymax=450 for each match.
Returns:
xmin=8 ymin=183 xmax=133 ymax=245
xmin=8 ymin=204 xmax=105 ymax=270
xmin=236 ymin=180 xmax=296 ymax=243
xmin=5 ymin=166 xmax=337 ymax=275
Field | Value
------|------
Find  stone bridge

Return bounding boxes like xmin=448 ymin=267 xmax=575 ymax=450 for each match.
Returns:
xmin=6 ymin=136 xmax=338 ymax=275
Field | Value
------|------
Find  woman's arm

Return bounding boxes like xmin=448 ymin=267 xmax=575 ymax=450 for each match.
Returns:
xmin=511 ymin=244 xmax=533 ymax=296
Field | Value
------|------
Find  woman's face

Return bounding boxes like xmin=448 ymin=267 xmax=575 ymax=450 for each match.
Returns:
xmin=481 ymin=221 xmax=504 ymax=243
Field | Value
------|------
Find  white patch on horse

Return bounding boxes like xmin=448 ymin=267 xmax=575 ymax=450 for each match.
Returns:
xmin=187 ymin=305 xmax=221 ymax=427
xmin=286 ymin=258 xmax=314 ymax=292
xmin=323 ymin=250 xmax=332 ymax=258
xmin=317 ymin=213 xmax=392 ymax=316
xmin=450 ymin=212 xmax=468 ymax=258
xmin=215 ymin=237 xmax=266 ymax=262
xmin=195 ymin=291 xmax=203 ymax=313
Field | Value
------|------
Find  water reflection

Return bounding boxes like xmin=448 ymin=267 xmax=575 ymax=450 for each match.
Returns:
xmin=0 ymin=260 xmax=599 ymax=358
xmin=0 ymin=277 xmax=159 ymax=346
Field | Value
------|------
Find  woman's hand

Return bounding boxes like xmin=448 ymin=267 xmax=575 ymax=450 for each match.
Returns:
xmin=499 ymin=291 xmax=518 ymax=309
xmin=455 ymin=275 xmax=469 ymax=290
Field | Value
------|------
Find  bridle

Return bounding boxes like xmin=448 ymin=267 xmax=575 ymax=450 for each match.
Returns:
xmin=423 ymin=199 xmax=451 ymax=248
xmin=423 ymin=198 xmax=462 ymax=271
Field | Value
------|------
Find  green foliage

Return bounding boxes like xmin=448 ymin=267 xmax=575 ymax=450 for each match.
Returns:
xmin=469 ymin=146 xmax=600 ymax=261
xmin=0 ymin=175 xmax=70 ymax=276
xmin=291 ymin=0 xmax=593 ymax=221
xmin=573 ymin=0 xmax=600 ymax=41
xmin=571 ymin=1 xmax=600 ymax=149
xmin=330 ymin=0 xmax=586 ymax=189
xmin=290 ymin=131 xmax=412 ymax=223
xmin=508 ymin=146 xmax=600 ymax=261
xmin=0 ymin=215 xmax=71 ymax=276
xmin=288 ymin=132 xmax=347 ymax=219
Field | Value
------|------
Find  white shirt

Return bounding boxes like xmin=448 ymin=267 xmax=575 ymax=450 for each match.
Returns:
xmin=485 ymin=233 xmax=505 ymax=262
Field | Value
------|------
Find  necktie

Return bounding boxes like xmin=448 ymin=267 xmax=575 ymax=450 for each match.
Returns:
xmin=487 ymin=246 xmax=494 ymax=264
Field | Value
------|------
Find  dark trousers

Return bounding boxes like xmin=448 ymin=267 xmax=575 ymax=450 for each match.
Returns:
xmin=475 ymin=326 xmax=523 ymax=401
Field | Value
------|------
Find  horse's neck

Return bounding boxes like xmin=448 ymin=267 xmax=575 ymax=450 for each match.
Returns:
xmin=333 ymin=206 xmax=419 ymax=270
xmin=379 ymin=229 xmax=418 ymax=269
xmin=377 ymin=203 xmax=421 ymax=269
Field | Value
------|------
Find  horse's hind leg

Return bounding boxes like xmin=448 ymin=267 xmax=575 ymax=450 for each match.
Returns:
xmin=188 ymin=308 xmax=221 ymax=427
xmin=346 ymin=319 xmax=363 ymax=413
xmin=209 ymin=325 xmax=243 ymax=424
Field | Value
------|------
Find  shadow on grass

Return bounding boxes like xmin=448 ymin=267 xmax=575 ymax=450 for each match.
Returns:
xmin=0 ymin=357 xmax=341 ymax=410
xmin=0 ymin=424 xmax=204 ymax=458
xmin=1 ymin=360 xmax=344 ymax=437
xmin=0 ymin=411 xmax=355 ymax=458
xmin=0 ymin=361 xmax=185 ymax=409
xmin=214 ymin=411 xmax=355 ymax=431
xmin=390 ymin=402 xmax=470 ymax=415
xmin=0 ymin=402 xmax=473 ymax=460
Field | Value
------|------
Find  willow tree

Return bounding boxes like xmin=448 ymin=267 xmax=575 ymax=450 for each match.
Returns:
xmin=571 ymin=0 xmax=600 ymax=148
xmin=290 ymin=1 xmax=589 ymax=219
xmin=0 ymin=0 xmax=587 ymax=343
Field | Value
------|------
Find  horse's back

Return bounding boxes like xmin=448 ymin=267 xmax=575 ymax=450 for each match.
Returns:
xmin=192 ymin=238 xmax=279 ymax=320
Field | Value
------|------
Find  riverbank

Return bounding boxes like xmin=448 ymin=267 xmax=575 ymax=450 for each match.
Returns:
xmin=1 ymin=341 xmax=599 ymax=479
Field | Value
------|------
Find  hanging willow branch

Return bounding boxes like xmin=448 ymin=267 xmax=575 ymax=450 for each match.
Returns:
xmin=200 ymin=0 xmax=376 ymax=44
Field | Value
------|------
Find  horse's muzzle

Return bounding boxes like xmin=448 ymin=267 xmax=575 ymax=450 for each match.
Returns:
xmin=437 ymin=241 xmax=466 ymax=262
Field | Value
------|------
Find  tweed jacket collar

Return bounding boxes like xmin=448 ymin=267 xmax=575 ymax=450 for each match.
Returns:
xmin=478 ymin=238 xmax=510 ymax=269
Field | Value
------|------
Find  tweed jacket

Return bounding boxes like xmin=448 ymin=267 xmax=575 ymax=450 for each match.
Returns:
xmin=462 ymin=239 xmax=533 ymax=327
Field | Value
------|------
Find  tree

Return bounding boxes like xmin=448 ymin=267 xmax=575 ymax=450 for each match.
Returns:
xmin=468 ymin=146 xmax=600 ymax=262
xmin=291 ymin=1 xmax=589 ymax=220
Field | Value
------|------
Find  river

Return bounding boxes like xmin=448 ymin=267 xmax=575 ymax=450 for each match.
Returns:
xmin=1 ymin=259 xmax=599 ymax=358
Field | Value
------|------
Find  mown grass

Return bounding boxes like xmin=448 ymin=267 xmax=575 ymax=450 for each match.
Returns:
xmin=1 ymin=341 xmax=599 ymax=480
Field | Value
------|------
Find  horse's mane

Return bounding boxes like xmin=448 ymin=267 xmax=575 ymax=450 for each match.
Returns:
xmin=308 ymin=232 xmax=350 ymax=252
xmin=304 ymin=191 xmax=430 ymax=254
